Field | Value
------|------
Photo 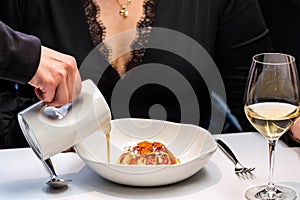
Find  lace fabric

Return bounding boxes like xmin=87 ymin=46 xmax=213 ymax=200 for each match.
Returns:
xmin=82 ymin=0 xmax=157 ymax=73
xmin=82 ymin=0 xmax=110 ymax=61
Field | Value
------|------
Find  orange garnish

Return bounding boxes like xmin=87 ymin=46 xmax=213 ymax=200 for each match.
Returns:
xmin=136 ymin=141 xmax=153 ymax=155
xmin=153 ymin=142 xmax=165 ymax=149
xmin=117 ymin=141 xmax=180 ymax=165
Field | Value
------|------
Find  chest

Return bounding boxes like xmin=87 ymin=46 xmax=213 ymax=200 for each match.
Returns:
xmin=95 ymin=0 xmax=144 ymax=38
xmin=85 ymin=0 xmax=149 ymax=75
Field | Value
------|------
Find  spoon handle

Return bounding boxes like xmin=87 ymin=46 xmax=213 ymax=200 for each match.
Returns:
xmin=43 ymin=158 xmax=58 ymax=178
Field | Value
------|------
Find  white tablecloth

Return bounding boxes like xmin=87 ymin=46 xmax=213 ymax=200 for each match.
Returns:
xmin=0 ymin=132 xmax=299 ymax=200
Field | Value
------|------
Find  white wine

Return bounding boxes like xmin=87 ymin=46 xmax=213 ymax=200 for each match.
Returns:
xmin=245 ymin=102 xmax=300 ymax=139
xmin=243 ymin=53 xmax=299 ymax=199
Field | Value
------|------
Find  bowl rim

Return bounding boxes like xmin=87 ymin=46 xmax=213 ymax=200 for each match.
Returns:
xmin=75 ymin=118 xmax=217 ymax=170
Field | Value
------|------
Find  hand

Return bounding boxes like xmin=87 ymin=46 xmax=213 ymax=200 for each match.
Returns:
xmin=291 ymin=119 xmax=300 ymax=141
xmin=28 ymin=46 xmax=82 ymax=107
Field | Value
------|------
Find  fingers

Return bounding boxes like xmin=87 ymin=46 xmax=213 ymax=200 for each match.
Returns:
xmin=28 ymin=46 xmax=82 ymax=107
xmin=45 ymin=58 xmax=82 ymax=107
xmin=50 ymin=55 xmax=82 ymax=106
xmin=65 ymin=56 xmax=82 ymax=102
xmin=47 ymin=76 xmax=69 ymax=107
xmin=40 ymin=66 xmax=78 ymax=107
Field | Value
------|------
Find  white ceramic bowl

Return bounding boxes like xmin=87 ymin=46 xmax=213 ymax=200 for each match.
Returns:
xmin=75 ymin=118 xmax=217 ymax=186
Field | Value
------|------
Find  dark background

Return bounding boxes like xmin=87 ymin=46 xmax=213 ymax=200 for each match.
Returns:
xmin=258 ymin=0 xmax=300 ymax=67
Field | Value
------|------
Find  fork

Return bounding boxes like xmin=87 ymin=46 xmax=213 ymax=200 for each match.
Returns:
xmin=216 ymin=139 xmax=255 ymax=174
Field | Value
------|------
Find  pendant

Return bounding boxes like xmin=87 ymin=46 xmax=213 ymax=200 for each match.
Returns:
xmin=119 ymin=6 xmax=129 ymax=17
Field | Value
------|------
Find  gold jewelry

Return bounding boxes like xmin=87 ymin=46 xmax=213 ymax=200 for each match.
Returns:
xmin=116 ymin=0 xmax=132 ymax=18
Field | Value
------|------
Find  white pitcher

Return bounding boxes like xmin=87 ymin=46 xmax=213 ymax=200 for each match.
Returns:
xmin=18 ymin=79 xmax=111 ymax=160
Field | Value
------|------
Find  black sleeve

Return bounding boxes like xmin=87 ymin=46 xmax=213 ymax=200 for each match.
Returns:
xmin=0 ymin=20 xmax=41 ymax=84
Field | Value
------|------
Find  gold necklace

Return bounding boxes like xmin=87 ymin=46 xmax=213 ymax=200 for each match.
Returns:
xmin=116 ymin=0 xmax=132 ymax=18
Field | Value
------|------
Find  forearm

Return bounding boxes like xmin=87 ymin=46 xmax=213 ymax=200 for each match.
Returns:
xmin=0 ymin=21 xmax=41 ymax=84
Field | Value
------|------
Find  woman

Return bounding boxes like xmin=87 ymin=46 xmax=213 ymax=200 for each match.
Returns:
xmin=0 ymin=0 xmax=275 ymax=148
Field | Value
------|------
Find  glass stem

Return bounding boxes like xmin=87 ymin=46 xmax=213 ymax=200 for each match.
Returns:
xmin=267 ymin=139 xmax=277 ymax=191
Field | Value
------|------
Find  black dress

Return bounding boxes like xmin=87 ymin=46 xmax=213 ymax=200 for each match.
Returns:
xmin=0 ymin=0 xmax=273 ymax=148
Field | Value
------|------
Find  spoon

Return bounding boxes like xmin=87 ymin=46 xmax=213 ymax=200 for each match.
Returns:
xmin=42 ymin=158 xmax=72 ymax=189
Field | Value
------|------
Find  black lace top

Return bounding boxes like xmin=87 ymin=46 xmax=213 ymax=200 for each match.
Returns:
xmin=82 ymin=0 xmax=157 ymax=72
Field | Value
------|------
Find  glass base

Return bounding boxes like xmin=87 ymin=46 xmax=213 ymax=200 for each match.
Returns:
xmin=245 ymin=185 xmax=297 ymax=200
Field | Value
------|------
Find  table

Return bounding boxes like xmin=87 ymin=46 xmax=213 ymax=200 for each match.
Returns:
xmin=1 ymin=132 xmax=300 ymax=200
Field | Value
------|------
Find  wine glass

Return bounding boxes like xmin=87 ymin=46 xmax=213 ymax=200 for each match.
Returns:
xmin=244 ymin=53 xmax=300 ymax=200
